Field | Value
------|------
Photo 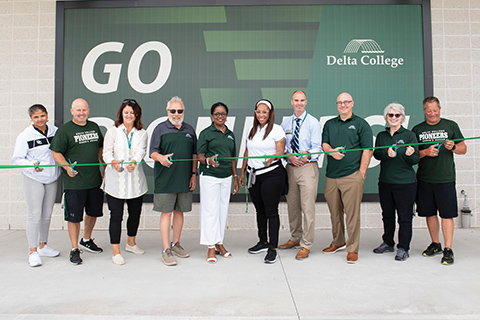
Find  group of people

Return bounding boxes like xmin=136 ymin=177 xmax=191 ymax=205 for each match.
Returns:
xmin=12 ymin=91 xmax=466 ymax=268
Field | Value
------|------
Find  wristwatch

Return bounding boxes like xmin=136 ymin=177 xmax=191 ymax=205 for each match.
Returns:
xmin=192 ymin=172 xmax=198 ymax=176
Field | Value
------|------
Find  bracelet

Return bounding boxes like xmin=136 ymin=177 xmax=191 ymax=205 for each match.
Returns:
xmin=192 ymin=172 xmax=198 ymax=176
xmin=451 ymin=144 xmax=456 ymax=151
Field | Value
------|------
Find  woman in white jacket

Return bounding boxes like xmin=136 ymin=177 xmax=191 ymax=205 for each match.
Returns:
xmin=102 ymin=99 xmax=148 ymax=265
xmin=12 ymin=104 xmax=61 ymax=267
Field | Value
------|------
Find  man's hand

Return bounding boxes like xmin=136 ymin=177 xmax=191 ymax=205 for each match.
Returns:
xmin=425 ymin=144 xmax=440 ymax=157
xmin=329 ymin=147 xmax=344 ymax=160
xmin=65 ymin=161 xmax=77 ymax=177
xmin=159 ymin=153 xmax=174 ymax=167
xmin=189 ymin=174 xmax=197 ymax=191
xmin=444 ymin=139 xmax=455 ymax=151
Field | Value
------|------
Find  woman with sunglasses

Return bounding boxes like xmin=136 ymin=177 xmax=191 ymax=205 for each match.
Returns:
xmin=102 ymin=99 xmax=148 ymax=265
xmin=239 ymin=99 xmax=286 ymax=264
xmin=197 ymin=102 xmax=239 ymax=263
xmin=373 ymin=103 xmax=419 ymax=261
xmin=12 ymin=104 xmax=61 ymax=267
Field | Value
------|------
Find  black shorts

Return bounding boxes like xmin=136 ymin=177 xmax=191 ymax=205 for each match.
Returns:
xmin=416 ymin=180 xmax=458 ymax=219
xmin=64 ymin=187 xmax=104 ymax=223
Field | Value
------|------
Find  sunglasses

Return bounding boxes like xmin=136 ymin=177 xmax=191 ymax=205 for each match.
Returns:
xmin=168 ymin=109 xmax=184 ymax=114
xmin=387 ymin=113 xmax=402 ymax=118
xmin=123 ymin=99 xmax=138 ymax=105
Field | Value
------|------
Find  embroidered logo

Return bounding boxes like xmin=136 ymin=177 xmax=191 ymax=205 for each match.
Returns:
xmin=397 ymin=139 xmax=405 ymax=145
xmin=227 ymin=135 xmax=234 ymax=141
xmin=185 ymin=133 xmax=192 ymax=139
xmin=348 ymin=125 xmax=356 ymax=130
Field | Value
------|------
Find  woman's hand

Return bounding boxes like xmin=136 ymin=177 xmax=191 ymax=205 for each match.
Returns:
xmin=33 ymin=161 xmax=43 ymax=173
xmin=207 ymin=155 xmax=219 ymax=168
xmin=126 ymin=159 xmax=137 ymax=172
xmin=111 ymin=160 xmax=123 ymax=172
xmin=239 ymin=172 xmax=245 ymax=187
xmin=387 ymin=147 xmax=396 ymax=158
xmin=405 ymin=146 xmax=415 ymax=156
xmin=232 ymin=176 xmax=239 ymax=195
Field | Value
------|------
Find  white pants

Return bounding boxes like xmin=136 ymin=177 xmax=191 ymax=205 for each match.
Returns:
xmin=199 ymin=174 xmax=232 ymax=246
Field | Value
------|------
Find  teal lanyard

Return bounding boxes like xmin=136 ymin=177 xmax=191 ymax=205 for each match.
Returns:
xmin=123 ymin=128 xmax=134 ymax=149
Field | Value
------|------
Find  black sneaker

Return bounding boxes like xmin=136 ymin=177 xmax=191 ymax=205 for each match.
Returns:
xmin=248 ymin=242 xmax=268 ymax=254
xmin=373 ymin=242 xmax=394 ymax=254
xmin=79 ymin=238 xmax=103 ymax=253
xmin=441 ymin=248 xmax=454 ymax=265
xmin=69 ymin=249 xmax=83 ymax=265
xmin=422 ymin=242 xmax=442 ymax=257
xmin=264 ymin=248 xmax=277 ymax=264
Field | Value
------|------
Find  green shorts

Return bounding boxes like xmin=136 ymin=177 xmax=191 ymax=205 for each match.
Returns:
xmin=153 ymin=192 xmax=193 ymax=213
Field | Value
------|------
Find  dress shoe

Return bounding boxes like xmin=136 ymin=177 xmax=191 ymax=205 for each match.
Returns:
xmin=322 ymin=242 xmax=346 ymax=254
xmin=279 ymin=240 xmax=300 ymax=249
xmin=346 ymin=252 xmax=358 ymax=264
xmin=295 ymin=247 xmax=310 ymax=260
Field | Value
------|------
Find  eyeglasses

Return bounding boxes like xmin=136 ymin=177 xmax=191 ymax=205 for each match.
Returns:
xmin=255 ymin=110 xmax=269 ymax=114
xmin=123 ymin=99 xmax=138 ymax=105
xmin=336 ymin=100 xmax=352 ymax=106
xmin=168 ymin=109 xmax=184 ymax=114
xmin=213 ymin=112 xmax=227 ymax=117
xmin=387 ymin=113 xmax=402 ymax=119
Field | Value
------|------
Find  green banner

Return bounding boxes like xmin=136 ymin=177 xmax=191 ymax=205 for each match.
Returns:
xmin=58 ymin=2 xmax=429 ymax=195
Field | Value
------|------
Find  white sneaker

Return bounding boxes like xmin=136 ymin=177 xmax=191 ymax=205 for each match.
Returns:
xmin=28 ymin=252 xmax=42 ymax=267
xmin=37 ymin=245 xmax=60 ymax=257
xmin=112 ymin=254 xmax=125 ymax=265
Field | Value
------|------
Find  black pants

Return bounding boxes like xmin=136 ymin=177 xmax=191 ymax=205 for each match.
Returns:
xmin=248 ymin=165 xmax=285 ymax=248
xmin=106 ymin=194 xmax=144 ymax=245
xmin=378 ymin=182 xmax=416 ymax=251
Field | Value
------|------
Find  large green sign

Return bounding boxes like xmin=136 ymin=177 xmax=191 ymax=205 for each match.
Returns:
xmin=56 ymin=1 xmax=432 ymax=197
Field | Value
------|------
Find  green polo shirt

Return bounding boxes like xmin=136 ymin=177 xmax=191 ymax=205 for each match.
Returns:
xmin=322 ymin=114 xmax=373 ymax=179
xmin=197 ymin=123 xmax=236 ymax=179
xmin=412 ymin=118 xmax=463 ymax=183
xmin=149 ymin=120 xmax=197 ymax=193
xmin=373 ymin=126 xmax=419 ymax=184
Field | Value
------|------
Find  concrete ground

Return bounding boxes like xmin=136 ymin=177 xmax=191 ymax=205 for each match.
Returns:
xmin=1 ymin=228 xmax=479 ymax=320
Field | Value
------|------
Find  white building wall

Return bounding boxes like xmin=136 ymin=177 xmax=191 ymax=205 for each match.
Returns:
xmin=0 ymin=0 xmax=478 ymax=231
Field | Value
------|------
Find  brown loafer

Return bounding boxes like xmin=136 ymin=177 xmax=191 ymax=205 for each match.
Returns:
xmin=346 ymin=252 xmax=358 ymax=264
xmin=295 ymin=247 xmax=310 ymax=260
xmin=322 ymin=242 xmax=346 ymax=254
xmin=278 ymin=240 xmax=300 ymax=249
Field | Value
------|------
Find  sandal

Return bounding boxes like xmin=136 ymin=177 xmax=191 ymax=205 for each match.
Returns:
xmin=215 ymin=244 xmax=232 ymax=258
xmin=207 ymin=246 xmax=217 ymax=264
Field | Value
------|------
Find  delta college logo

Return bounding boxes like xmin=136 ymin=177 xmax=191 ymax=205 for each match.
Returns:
xmin=327 ymin=39 xmax=404 ymax=69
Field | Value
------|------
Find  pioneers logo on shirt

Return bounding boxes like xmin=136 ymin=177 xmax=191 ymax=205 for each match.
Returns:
xmin=418 ymin=130 xmax=448 ymax=142
xmin=73 ymin=130 xmax=100 ymax=144
xmin=185 ymin=133 xmax=192 ymax=139
xmin=396 ymin=139 xmax=405 ymax=145
xmin=348 ymin=125 xmax=356 ymax=130
xmin=227 ymin=135 xmax=234 ymax=141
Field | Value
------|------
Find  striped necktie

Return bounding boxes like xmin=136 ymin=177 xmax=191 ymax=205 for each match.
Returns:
xmin=291 ymin=118 xmax=301 ymax=154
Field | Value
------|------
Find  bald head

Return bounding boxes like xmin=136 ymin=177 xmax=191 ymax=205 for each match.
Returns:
xmin=70 ymin=98 xmax=90 ymax=125
xmin=336 ymin=92 xmax=354 ymax=120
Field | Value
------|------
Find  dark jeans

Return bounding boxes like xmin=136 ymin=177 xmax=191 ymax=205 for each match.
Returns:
xmin=248 ymin=165 xmax=285 ymax=248
xmin=378 ymin=181 xmax=417 ymax=251
xmin=106 ymin=194 xmax=144 ymax=245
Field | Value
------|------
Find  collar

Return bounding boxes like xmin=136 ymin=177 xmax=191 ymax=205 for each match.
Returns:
xmin=33 ymin=124 xmax=48 ymax=137
xmin=336 ymin=114 xmax=355 ymax=122
xmin=293 ymin=110 xmax=307 ymax=120
xmin=119 ymin=123 xmax=137 ymax=133
xmin=385 ymin=125 xmax=405 ymax=135
xmin=166 ymin=119 xmax=184 ymax=130
xmin=209 ymin=122 xmax=231 ymax=134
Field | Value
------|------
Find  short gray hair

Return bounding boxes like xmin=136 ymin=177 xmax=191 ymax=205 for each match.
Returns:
xmin=166 ymin=96 xmax=184 ymax=110
xmin=383 ymin=103 xmax=405 ymax=123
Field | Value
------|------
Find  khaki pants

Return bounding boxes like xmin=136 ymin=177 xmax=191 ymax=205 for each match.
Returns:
xmin=285 ymin=162 xmax=319 ymax=249
xmin=324 ymin=170 xmax=364 ymax=253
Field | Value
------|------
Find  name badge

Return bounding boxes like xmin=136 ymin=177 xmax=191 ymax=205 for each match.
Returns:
xmin=286 ymin=130 xmax=292 ymax=134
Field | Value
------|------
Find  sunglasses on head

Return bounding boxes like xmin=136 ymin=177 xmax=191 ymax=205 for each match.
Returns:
xmin=123 ymin=99 xmax=138 ymax=105
xmin=387 ymin=113 xmax=402 ymax=118
xmin=168 ymin=109 xmax=184 ymax=114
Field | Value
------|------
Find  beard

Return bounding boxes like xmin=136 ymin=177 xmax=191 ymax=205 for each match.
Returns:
xmin=169 ymin=116 xmax=183 ymax=127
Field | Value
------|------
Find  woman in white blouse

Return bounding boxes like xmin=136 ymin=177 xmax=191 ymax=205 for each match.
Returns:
xmin=239 ymin=99 xmax=286 ymax=264
xmin=102 ymin=99 xmax=148 ymax=265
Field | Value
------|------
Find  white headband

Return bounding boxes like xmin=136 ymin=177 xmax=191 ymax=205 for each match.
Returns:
xmin=256 ymin=100 xmax=272 ymax=110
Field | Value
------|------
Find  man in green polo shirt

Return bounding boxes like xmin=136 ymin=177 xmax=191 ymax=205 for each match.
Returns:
xmin=321 ymin=92 xmax=373 ymax=264
xmin=149 ymin=96 xmax=198 ymax=266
